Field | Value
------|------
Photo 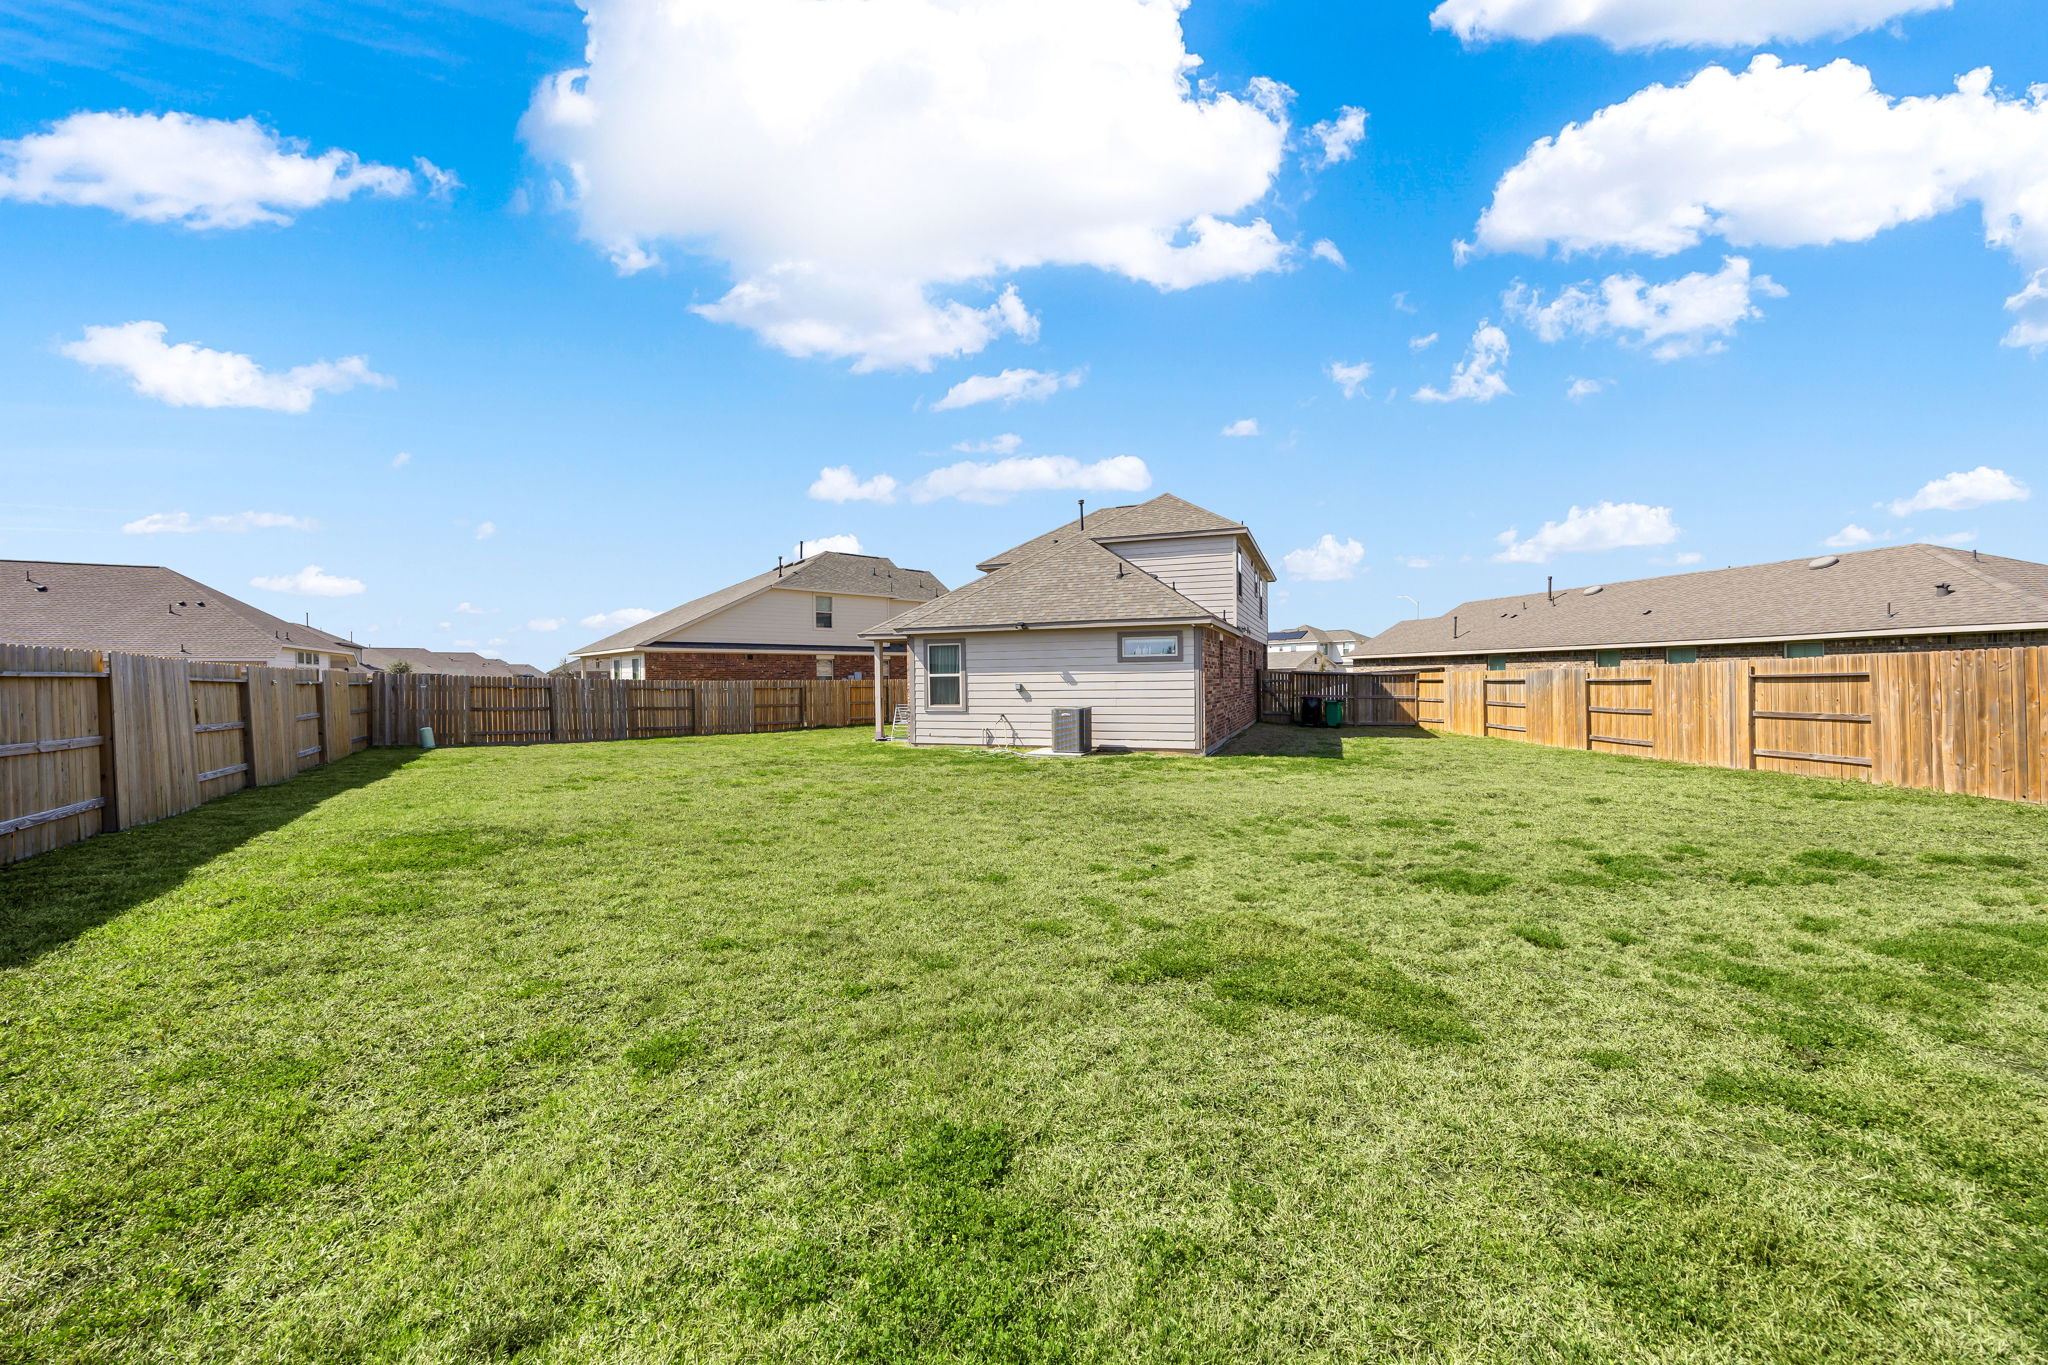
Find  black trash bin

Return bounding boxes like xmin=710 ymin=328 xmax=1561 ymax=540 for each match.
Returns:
xmin=1297 ymin=695 xmax=1325 ymax=727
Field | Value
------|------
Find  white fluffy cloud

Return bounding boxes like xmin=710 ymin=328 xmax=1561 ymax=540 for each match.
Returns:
xmin=391 ymin=451 xmax=412 ymax=469
xmin=953 ymin=433 xmax=1024 ymax=455
xmin=528 ymin=618 xmax=566 ymax=631
xmin=1505 ymin=256 xmax=1785 ymax=360
xmin=1282 ymin=534 xmax=1366 ymax=582
xmin=794 ymin=534 xmax=864 ymax=557
xmin=1408 ymin=332 xmax=1439 ymax=352
xmin=1415 ymin=323 xmax=1510 ymax=403
xmin=581 ymin=607 xmax=656 ymax=630
xmin=474 ymin=521 xmax=497 ymax=541
xmin=1431 ymin=0 xmax=1948 ymax=50
xmin=250 ymin=565 xmax=366 ymax=597
xmin=1220 ymin=418 xmax=1260 ymax=437
xmin=453 ymin=602 xmax=488 ymax=615
xmin=1327 ymin=359 xmax=1373 ymax=399
xmin=1306 ymin=107 xmax=1367 ymax=168
xmin=808 ymin=466 xmax=901 ymax=504
xmin=1887 ymin=466 xmax=2031 ymax=515
xmin=1311 ymin=239 xmax=1347 ymax=267
xmin=1825 ymin=523 xmax=1877 ymax=548
xmin=1472 ymin=58 xmax=2048 ymax=346
xmin=909 ymin=454 xmax=1150 ymax=505
xmin=1494 ymin=501 xmax=1679 ymax=563
xmin=122 ymin=511 xmax=316 ymax=534
xmin=932 ymin=368 xmax=1084 ymax=411
xmin=0 ymin=110 xmax=423 ymax=228
xmin=522 ymin=0 xmax=1294 ymax=370
xmin=1565 ymin=376 xmax=1608 ymax=400
xmin=63 ymin=321 xmax=390 ymax=412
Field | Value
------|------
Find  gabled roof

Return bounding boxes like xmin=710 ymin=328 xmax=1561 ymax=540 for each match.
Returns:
xmin=573 ymin=552 xmax=945 ymax=654
xmin=0 ymin=559 xmax=359 ymax=662
xmin=1269 ymin=623 xmax=1368 ymax=645
xmin=362 ymin=648 xmax=545 ymax=678
xmin=1358 ymin=544 xmax=2048 ymax=659
xmin=977 ymin=493 xmax=1257 ymax=572
xmin=866 ymin=535 xmax=1219 ymax=637
xmin=1267 ymin=651 xmax=1338 ymax=672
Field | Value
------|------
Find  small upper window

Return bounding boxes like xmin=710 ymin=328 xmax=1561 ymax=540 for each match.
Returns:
xmin=1595 ymin=649 xmax=1622 ymax=669
xmin=815 ymin=655 xmax=834 ymax=679
xmin=1120 ymin=632 xmax=1182 ymax=661
xmin=1666 ymin=646 xmax=1698 ymax=665
xmin=815 ymin=595 xmax=833 ymax=629
xmin=1785 ymin=641 xmax=1825 ymax=659
xmin=1486 ymin=655 xmax=1507 ymax=672
xmin=295 ymin=651 xmax=320 ymax=666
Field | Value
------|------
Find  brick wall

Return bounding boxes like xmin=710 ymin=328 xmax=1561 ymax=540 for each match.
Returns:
xmin=645 ymin=651 xmax=906 ymax=681
xmin=1354 ymin=628 xmax=2048 ymax=672
xmin=1201 ymin=627 xmax=1262 ymax=749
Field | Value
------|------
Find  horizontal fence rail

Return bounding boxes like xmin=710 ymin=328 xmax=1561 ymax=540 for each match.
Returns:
xmin=1262 ymin=649 xmax=2047 ymax=805
xmin=2 ymin=642 xmax=910 ymax=865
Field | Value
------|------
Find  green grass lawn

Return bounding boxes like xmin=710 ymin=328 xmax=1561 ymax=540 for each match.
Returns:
xmin=4 ymin=724 xmax=2047 ymax=1363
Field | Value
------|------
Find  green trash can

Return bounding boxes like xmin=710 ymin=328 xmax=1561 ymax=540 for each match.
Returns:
xmin=1323 ymin=698 xmax=1346 ymax=728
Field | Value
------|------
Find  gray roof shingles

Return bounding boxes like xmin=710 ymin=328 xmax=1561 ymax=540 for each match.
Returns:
xmin=0 ymin=559 xmax=359 ymax=661
xmin=574 ymin=552 xmax=945 ymax=655
xmin=1359 ymin=544 xmax=2048 ymax=658
xmin=361 ymin=648 xmax=545 ymax=677
xmin=868 ymin=494 xmax=1261 ymax=637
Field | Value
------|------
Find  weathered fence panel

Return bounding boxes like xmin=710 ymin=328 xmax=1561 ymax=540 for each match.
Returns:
xmin=1263 ymin=649 xmax=2048 ymax=805
xmin=0 ymin=645 xmax=109 ymax=862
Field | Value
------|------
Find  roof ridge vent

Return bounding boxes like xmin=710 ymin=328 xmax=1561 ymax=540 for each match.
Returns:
xmin=1582 ymin=585 xmax=1604 ymax=595
xmin=1808 ymin=555 xmax=1840 ymax=569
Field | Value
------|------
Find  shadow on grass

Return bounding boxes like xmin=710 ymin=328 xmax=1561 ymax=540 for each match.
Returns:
xmin=1216 ymin=723 xmax=1440 ymax=759
xmin=0 ymin=747 xmax=419 ymax=972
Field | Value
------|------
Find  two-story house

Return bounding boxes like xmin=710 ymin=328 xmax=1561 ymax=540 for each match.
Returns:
xmin=860 ymin=494 xmax=1273 ymax=753
xmin=569 ymin=551 xmax=945 ymax=680
xmin=1267 ymin=624 xmax=1369 ymax=669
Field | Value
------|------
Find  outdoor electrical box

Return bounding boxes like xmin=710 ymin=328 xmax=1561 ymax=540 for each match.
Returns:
xmin=1049 ymin=707 xmax=1092 ymax=755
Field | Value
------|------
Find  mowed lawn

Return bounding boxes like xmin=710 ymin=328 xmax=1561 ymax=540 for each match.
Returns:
xmin=3 ymin=725 xmax=2047 ymax=1364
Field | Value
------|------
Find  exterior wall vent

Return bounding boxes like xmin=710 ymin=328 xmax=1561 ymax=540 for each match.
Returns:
xmin=1049 ymin=707 xmax=1092 ymax=755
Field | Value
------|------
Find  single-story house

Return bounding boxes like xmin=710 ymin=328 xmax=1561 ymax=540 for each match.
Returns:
xmin=570 ymin=551 xmax=945 ymax=680
xmin=1 ymin=558 xmax=362 ymax=669
xmin=860 ymin=493 xmax=1274 ymax=753
xmin=1353 ymin=543 xmax=2048 ymax=670
xmin=1267 ymin=624 xmax=1370 ymax=668
xmin=361 ymin=648 xmax=546 ymax=678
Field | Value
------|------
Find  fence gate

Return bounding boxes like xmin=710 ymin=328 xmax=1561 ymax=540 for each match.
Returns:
xmin=1750 ymin=668 xmax=1875 ymax=779
xmin=1586 ymin=674 xmax=1655 ymax=753
xmin=850 ymin=680 xmax=877 ymax=726
xmin=1482 ymin=675 xmax=1528 ymax=737
xmin=627 ymin=684 xmax=696 ymax=738
xmin=753 ymin=682 xmax=806 ymax=732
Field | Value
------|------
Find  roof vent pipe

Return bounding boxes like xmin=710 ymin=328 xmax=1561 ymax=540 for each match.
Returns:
xmin=1546 ymin=575 xmax=1554 ymax=604
xmin=1077 ymin=499 xmax=1086 ymax=529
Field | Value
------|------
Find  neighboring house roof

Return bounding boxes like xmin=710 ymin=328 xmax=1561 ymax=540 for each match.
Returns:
xmin=573 ymin=552 xmax=945 ymax=655
xmin=362 ymin=647 xmax=545 ymax=678
xmin=977 ymin=493 xmax=1267 ymax=574
xmin=0 ymin=558 xmax=360 ymax=662
xmin=1358 ymin=544 xmax=2048 ymax=659
xmin=1268 ymin=623 xmax=1368 ymax=646
xmin=1267 ymin=651 xmax=1337 ymax=672
xmin=868 ymin=535 xmax=1220 ymax=636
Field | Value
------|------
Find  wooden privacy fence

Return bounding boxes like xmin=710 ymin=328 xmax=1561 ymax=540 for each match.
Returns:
xmin=4 ymin=650 xmax=911 ymax=864
xmin=370 ymin=675 xmax=908 ymax=747
xmin=2 ymin=643 xmax=372 ymax=865
xmin=1262 ymin=649 xmax=2048 ymax=804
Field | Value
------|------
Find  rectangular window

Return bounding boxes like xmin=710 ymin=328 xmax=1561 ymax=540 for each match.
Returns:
xmin=814 ymin=595 xmax=833 ymax=629
xmin=815 ymin=655 xmax=834 ymax=679
xmin=1119 ymin=632 xmax=1182 ymax=661
xmin=1595 ymin=649 xmax=1622 ymax=668
xmin=1785 ymin=640 xmax=1825 ymax=659
xmin=295 ymin=651 xmax=320 ymax=666
xmin=926 ymin=641 xmax=964 ymax=708
xmin=1665 ymin=646 xmax=1698 ymax=665
xmin=1486 ymin=655 xmax=1507 ymax=672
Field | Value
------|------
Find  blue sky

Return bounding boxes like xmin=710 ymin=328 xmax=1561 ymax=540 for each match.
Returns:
xmin=1 ymin=0 xmax=2042 ymax=666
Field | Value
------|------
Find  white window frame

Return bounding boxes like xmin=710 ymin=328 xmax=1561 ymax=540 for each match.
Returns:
xmin=294 ymin=651 xmax=321 ymax=667
xmin=925 ymin=639 xmax=966 ymax=710
xmin=1118 ymin=631 xmax=1184 ymax=663
xmin=815 ymin=595 xmax=834 ymax=629
xmin=815 ymin=654 xmax=835 ymax=679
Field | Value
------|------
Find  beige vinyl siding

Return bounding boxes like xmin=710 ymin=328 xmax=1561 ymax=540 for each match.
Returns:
xmin=662 ymin=587 xmax=922 ymax=649
xmin=1113 ymin=536 xmax=1239 ymax=626
xmin=908 ymin=628 xmax=1201 ymax=750
xmin=1236 ymin=547 xmax=1267 ymax=638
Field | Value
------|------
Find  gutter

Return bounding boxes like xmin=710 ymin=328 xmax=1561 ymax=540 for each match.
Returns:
xmin=861 ymin=615 xmax=1232 ymax=642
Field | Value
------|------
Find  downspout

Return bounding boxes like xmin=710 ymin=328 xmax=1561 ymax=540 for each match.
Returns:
xmin=872 ymin=640 xmax=887 ymax=741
